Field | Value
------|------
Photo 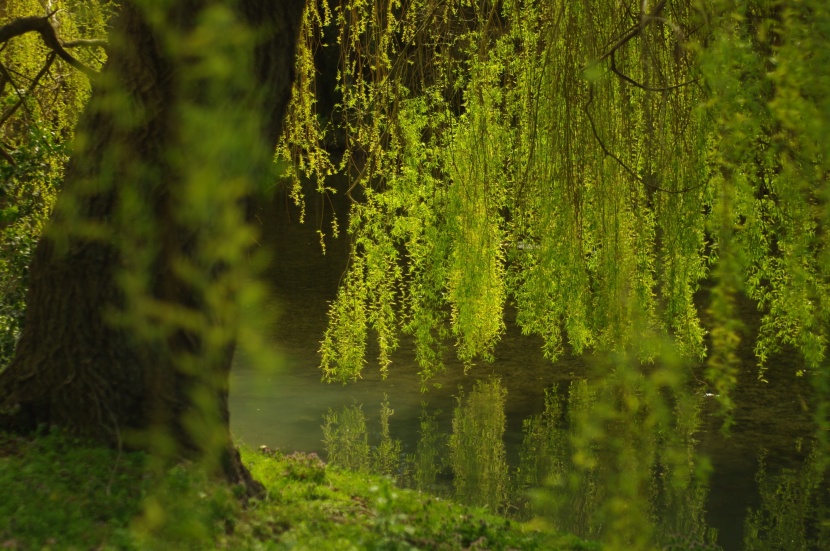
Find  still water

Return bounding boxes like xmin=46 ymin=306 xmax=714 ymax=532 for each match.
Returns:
xmin=229 ymin=190 xmax=827 ymax=550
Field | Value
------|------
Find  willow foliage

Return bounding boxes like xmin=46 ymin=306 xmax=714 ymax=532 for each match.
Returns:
xmin=292 ymin=0 xmax=828 ymax=410
xmin=297 ymin=0 xmax=829 ymax=388
xmin=301 ymin=0 xmax=707 ymax=381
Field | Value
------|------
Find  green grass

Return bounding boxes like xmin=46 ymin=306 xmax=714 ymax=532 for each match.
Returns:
xmin=0 ymin=430 xmax=598 ymax=550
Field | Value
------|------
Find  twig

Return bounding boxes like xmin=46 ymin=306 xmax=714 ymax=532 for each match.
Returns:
xmin=63 ymin=38 xmax=107 ymax=49
xmin=584 ymin=85 xmax=641 ymax=182
xmin=0 ymin=52 xmax=56 ymax=129
xmin=0 ymin=143 xmax=15 ymax=166
xmin=592 ymin=0 xmax=668 ymax=67
xmin=0 ymin=62 xmax=35 ymax=122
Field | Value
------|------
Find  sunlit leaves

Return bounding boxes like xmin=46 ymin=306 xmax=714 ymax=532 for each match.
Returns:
xmin=276 ymin=2 xmax=335 ymax=226
xmin=303 ymin=0 xmax=714 ymax=381
xmin=289 ymin=0 xmax=830 ymax=430
xmin=320 ymin=255 xmax=369 ymax=383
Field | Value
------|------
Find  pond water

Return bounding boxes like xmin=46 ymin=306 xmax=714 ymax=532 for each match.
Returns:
xmin=229 ymin=188 xmax=827 ymax=551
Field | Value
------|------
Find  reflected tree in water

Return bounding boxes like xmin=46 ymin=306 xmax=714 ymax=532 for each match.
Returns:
xmin=324 ymin=371 xmax=722 ymax=550
xmin=372 ymin=395 xmax=402 ymax=477
xmin=448 ymin=379 xmax=509 ymax=510
xmin=322 ymin=397 xmax=403 ymax=477
xmin=411 ymin=404 xmax=445 ymax=494
xmin=744 ymin=446 xmax=830 ymax=551
xmin=522 ymin=350 xmax=717 ymax=551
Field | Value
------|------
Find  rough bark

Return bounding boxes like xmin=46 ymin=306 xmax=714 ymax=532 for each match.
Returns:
xmin=0 ymin=0 xmax=306 ymax=492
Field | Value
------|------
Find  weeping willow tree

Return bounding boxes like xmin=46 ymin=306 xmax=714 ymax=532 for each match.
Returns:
xmin=283 ymin=1 xmax=830 ymax=434
xmin=286 ymin=4 xmax=829 ymax=546
xmin=304 ymin=0 xmax=713 ymax=385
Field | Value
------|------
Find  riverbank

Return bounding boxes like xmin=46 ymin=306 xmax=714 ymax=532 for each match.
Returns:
xmin=0 ymin=430 xmax=596 ymax=550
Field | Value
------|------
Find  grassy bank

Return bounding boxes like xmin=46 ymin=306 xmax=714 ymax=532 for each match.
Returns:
xmin=0 ymin=431 xmax=596 ymax=550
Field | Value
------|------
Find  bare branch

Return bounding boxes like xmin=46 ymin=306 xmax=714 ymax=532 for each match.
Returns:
xmin=591 ymin=0 xmax=668 ymax=66
xmin=0 ymin=16 xmax=97 ymax=77
xmin=644 ymin=15 xmax=686 ymax=42
xmin=0 ymin=62 xmax=35 ymax=122
xmin=0 ymin=143 xmax=16 ymax=166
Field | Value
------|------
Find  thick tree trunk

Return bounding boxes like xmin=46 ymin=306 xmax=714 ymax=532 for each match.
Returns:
xmin=0 ymin=0 xmax=306 ymax=491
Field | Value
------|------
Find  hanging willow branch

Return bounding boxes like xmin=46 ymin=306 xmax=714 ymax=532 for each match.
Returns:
xmin=609 ymin=51 xmax=699 ymax=92
xmin=593 ymin=0 xmax=668 ymax=65
xmin=0 ymin=13 xmax=106 ymax=167
xmin=0 ymin=52 xmax=56 ymax=128
xmin=583 ymin=84 xmax=703 ymax=195
xmin=589 ymin=0 xmax=699 ymax=94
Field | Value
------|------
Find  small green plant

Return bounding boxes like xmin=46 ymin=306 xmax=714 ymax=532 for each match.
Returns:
xmin=133 ymin=463 xmax=241 ymax=550
xmin=283 ymin=450 xmax=327 ymax=483
xmin=0 ymin=429 xmax=145 ymax=549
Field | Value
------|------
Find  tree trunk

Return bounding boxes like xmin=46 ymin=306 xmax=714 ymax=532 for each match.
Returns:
xmin=0 ymin=0 xmax=306 ymax=491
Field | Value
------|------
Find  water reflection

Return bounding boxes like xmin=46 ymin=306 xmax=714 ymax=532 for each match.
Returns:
xmin=320 ymin=371 xmax=723 ymax=551
xmin=743 ymin=446 xmax=829 ymax=550
xmin=315 ymin=377 xmax=830 ymax=551
xmin=448 ymin=380 xmax=509 ymax=510
xmin=409 ymin=404 xmax=443 ymax=494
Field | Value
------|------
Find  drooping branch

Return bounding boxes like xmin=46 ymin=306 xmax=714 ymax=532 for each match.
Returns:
xmin=0 ymin=16 xmax=100 ymax=77
xmin=592 ymin=0 xmax=668 ymax=66
xmin=578 ymin=1 xmax=703 ymax=195
xmin=583 ymin=85 xmax=703 ymax=195
xmin=609 ymin=50 xmax=699 ymax=93
xmin=587 ymin=0 xmax=697 ymax=94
